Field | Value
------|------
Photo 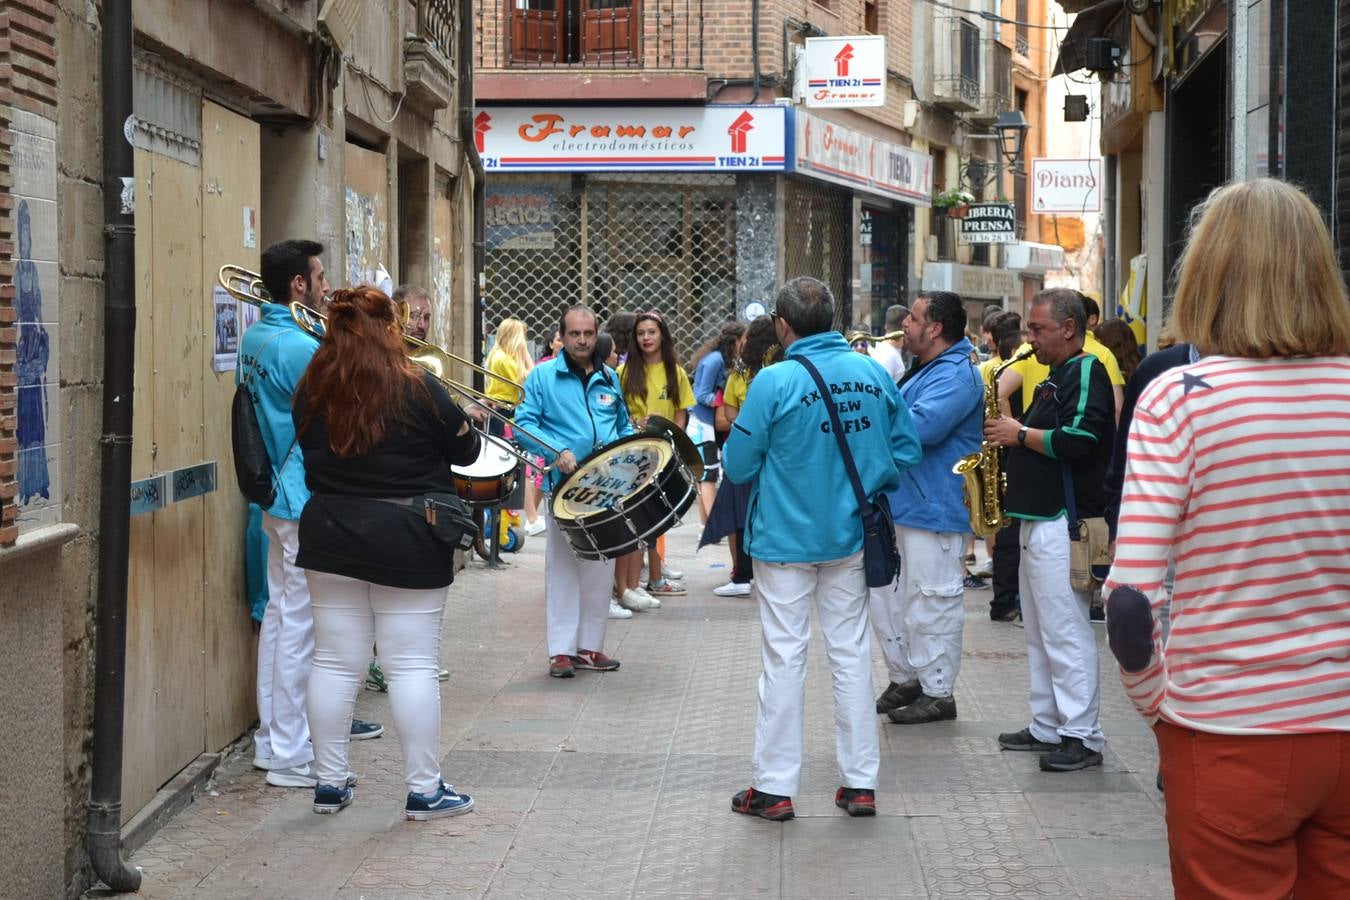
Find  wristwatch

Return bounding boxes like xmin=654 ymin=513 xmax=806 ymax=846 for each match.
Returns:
xmin=1017 ymin=426 xmax=1029 ymax=447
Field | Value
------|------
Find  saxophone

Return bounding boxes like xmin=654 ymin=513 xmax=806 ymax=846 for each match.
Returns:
xmin=953 ymin=347 xmax=1035 ymax=537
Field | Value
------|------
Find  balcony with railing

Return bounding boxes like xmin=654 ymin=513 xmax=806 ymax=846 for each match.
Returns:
xmin=933 ymin=16 xmax=981 ymax=111
xmin=476 ymin=0 xmax=703 ymax=70
xmin=403 ymin=0 xmax=458 ymax=113
xmin=972 ymin=41 xmax=1012 ymax=123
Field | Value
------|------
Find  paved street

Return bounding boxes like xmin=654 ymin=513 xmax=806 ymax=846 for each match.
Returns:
xmin=114 ymin=520 xmax=1172 ymax=899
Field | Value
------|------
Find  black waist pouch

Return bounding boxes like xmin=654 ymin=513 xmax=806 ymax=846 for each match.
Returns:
xmin=372 ymin=493 xmax=478 ymax=552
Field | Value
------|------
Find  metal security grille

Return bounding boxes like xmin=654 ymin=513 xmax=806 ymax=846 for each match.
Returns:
xmin=484 ymin=173 xmax=738 ymax=361
xmin=783 ymin=177 xmax=853 ymax=330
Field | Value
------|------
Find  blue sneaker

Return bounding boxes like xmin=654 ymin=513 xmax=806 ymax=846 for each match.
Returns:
xmin=350 ymin=718 xmax=384 ymax=740
xmin=405 ymin=783 xmax=474 ymax=821
xmin=313 ymin=784 xmax=353 ymax=814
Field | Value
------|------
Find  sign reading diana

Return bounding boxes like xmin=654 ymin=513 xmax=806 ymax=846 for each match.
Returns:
xmin=803 ymin=36 xmax=886 ymax=108
xmin=474 ymin=106 xmax=787 ymax=172
xmin=959 ymin=202 xmax=1017 ymax=244
xmin=1030 ymin=158 xmax=1102 ymax=213
xmin=792 ymin=110 xmax=932 ymax=206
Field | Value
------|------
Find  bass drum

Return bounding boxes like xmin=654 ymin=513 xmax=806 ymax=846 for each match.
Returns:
xmin=452 ymin=433 xmax=520 ymax=507
xmin=550 ymin=433 xmax=698 ymax=560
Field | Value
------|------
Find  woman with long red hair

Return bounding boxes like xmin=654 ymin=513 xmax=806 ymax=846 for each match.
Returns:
xmin=293 ymin=286 xmax=480 ymax=820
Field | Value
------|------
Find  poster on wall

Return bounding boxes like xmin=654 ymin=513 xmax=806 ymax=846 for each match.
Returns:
xmin=485 ymin=185 xmax=557 ymax=251
xmin=212 ymin=285 xmax=240 ymax=372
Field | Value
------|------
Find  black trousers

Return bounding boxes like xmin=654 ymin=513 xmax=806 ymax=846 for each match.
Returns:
xmin=990 ymin=522 xmax=1021 ymax=617
xmin=732 ymin=528 xmax=754 ymax=583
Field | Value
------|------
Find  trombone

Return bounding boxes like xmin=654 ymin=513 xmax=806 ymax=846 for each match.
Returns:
xmin=846 ymin=329 xmax=906 ymax=345
xmin=217 ymin=264 xmax=562 ymax=470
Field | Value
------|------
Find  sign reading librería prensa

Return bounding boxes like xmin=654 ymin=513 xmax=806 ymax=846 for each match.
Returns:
xmin=803 ymin=36 xmax=886 ymax=108
xmin=473 ymin=106 xmax=787 ymax=172
xmin=959 ymin=203 xmax=1017 ymax=245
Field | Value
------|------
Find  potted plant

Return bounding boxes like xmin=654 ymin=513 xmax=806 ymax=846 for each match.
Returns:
xmin=933 ymin=188 xmax=975 ymax=218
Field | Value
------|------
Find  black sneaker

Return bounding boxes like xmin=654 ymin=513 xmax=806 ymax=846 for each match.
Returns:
xmin=1038 ymin=736 xmax=1103 ymax=772
xmin=997 ymin=728 xmax=1062 ymax=752
xmin=887 ymin=693 xmax=957 ymax=725
xmin=731 ymin=787 xmax=794 ymax=821
xmin=1089 ymin=603 xmax=1106 ymax=623
xmin=963 ymin=574 xmax=988 ymax=590
xmin=990 ymin=606 xmax=1021 ymax=622
xmin=1156 ymin=768 xmax=1164 ymax=793
xmin=834 ymin=787 xmax=876 ymax=817
xmin=350 ymin=718 xmax=383 ymax=740
xmin=312 ymin=783 xmax=353 ymax=815
xmin=875 ymin=679 xmax=922 ymax=714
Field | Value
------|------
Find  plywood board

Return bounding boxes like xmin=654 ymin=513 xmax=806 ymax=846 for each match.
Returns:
xmin=199 ymin=101 xmax=259 ymax=749
xmin=148 ymin=153 xmax=207 ymax=795
xmin=343 ymin=141 xmax=390 ymax=289
xmin=123 ymin=148 xmax=160 ymax=819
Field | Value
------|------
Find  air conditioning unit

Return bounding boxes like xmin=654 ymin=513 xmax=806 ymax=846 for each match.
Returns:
xmin=319 ymin=0 xmax=365 ymax=55
xmin=932 ymin=16 xmax=981 ymax=112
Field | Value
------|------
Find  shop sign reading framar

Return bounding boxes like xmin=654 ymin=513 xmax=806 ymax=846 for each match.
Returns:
xmin=791 ymin=110 xmax=933 ymax=206
xmin=474 ymin=106 xmax=787 ymax=172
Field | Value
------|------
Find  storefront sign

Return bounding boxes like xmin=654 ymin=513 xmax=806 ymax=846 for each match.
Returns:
xmin=921 ymin=262 xmax=1020 ymax=299
xmin=959 ymin=203 xmax=1017 ymax=244
xmin=1030 ymin=158 xmax=1102 ymax=213
xmin=792 ymin=110 xmax=932 ymax=206
xmin=1004 ymin=241 xmax=1065 ymax=273
xmin=474 ymin=106 xmax=787 ymax=172
xmin=485 ymin=185 xmax=557 ymax=250
xmin=803 ymin=36 xmax=886 ymax=108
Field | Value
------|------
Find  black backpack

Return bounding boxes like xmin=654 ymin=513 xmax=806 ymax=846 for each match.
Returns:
xmin=231 ymin=383 xmax=277 ymax=508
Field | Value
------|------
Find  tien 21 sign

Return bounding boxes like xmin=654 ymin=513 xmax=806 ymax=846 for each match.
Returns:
xmin=802 ymin=36 xmax=886 ymax=108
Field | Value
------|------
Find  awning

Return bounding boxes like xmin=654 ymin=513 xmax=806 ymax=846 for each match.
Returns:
xmin=1004 ymin=241 xmax=1066 ymax=274
xmin=1052 ymin=0 xmax=1127 ymax=77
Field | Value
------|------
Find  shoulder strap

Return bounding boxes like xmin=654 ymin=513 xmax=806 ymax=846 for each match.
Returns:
xmin=1049 ymin=355 xmax=1086 ymax=540
xmin=244 ymin=328 xmax=299 ymax=477
xmin=795 ymin=356 xmax=869 ymax=516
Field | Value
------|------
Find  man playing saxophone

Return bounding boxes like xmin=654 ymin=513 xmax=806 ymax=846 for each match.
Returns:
xmin=871 ymin=291 xmax=984 ymax=724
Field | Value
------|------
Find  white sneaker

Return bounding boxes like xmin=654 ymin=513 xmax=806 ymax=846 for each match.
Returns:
xmin=662 ymin=564 xmax=685 ymax=580
xmin=608 ymin=599 xmax=634 ymax=619
xmin=266 ymin=762 xmax=319 ymax=788
xmin=619 ymin=589 xmax=648 ymax=612
xmin=713 ymin=581 xmax=752 ymax=597
xmin=524 ymin=518 xmax=546 ymax=537
xmin=635 ymin=586 xmax=659 ymax=609
xmin=252 ymin=755 xmax=272 ymax=771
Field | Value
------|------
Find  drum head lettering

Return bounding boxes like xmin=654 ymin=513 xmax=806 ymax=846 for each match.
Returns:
xmin=555 ymin=437 xmax=671 ymax=517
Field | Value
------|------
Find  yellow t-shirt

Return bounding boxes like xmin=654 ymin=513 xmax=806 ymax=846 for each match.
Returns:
xmin=618 ymin=360 xmax=695 ymax=421
xmin=723 ymin=370 xmax=749 ymax=410
xmin=1009 ymin=334 xmax=1123 ymax=411
xmin=484 ymin=346 xmax=524 ymax=405
xmin=978 ymin=355 xmax=1003 ymax=387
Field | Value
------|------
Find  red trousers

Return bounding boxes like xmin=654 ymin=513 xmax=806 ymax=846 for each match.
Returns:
xmin=1156 ymin=720 xmax=1350 ymax=899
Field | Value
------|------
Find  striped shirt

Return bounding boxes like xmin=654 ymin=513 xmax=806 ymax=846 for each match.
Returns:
xmin=1105 ymin=355 xmax=1350 ymax=734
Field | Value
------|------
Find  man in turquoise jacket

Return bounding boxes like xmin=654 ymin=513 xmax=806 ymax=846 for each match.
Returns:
xmin=723 ymin=277 xmax=921 ymax=821
xmin=238 ymin=239 xmax=329 ymax=787
xmin=513 ymin=306 xmax=634 ymax=679
xmin=871 ymin=291 xmax=984 ymax=726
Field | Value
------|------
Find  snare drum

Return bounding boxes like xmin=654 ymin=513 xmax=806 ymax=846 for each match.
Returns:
xmin=550 ymin=433 xmax=698 ymax=560
xmin=452 ymin=433 xmax=520 ymax=507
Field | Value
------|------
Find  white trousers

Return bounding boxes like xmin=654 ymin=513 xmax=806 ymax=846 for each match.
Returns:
xmin=1018 ymin=518 xmax=1104 ymax=751
xmin=256 ymin=514 xmax=315 ymax=769
xmin=306 ymin=570 xmax=447 ymax=795
xmin=752 ymin=551 xmax=878 ymax=797
xmin=544 ymin=509 xmax=615 ymax=658
xmin=868 ymin=527 xmax=966 ymax=696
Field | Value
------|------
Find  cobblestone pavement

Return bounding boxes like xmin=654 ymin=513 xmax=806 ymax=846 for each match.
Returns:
xmin=113 ymin=520 xmax=1172 ymax=899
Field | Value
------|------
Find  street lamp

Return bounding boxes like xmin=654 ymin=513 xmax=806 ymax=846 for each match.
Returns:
xmin=994 ymin=110 xmax=1029 ymax=173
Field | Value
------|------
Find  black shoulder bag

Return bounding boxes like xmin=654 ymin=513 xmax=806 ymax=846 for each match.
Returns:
xmin=231 ymin=332 xmax=293 ymax=508
xmin=796 ymin=356 xmax=900 ymax=588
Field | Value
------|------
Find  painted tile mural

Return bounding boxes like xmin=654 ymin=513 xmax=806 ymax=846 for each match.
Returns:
xmin=10 ymin=110 xmax=61 ymax=532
